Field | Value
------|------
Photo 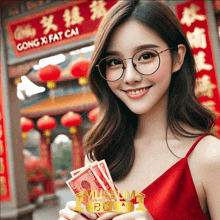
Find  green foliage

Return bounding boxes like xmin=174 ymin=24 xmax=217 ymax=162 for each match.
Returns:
xmin=52 ymin=143 xmax=73 ymax=173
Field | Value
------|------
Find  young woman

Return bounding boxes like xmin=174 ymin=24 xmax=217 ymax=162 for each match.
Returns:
xmin=59 ymin=1 xmax=220 ymax=219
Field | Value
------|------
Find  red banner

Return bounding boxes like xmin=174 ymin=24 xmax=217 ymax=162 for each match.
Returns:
xmin=0 ymin=63 xmax=11 ymax=202
xmin=6 ymin=0 xmax=117 ymax=57
xmin=176 ymin=0 xmax=220 ymax=137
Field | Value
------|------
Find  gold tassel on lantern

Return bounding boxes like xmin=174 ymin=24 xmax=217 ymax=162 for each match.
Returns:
xmin=44 ymin=129 xmax=51 ymax=145
xmin=70 ymin=126 xmax=79 ymax=146
xmin=47 ymin=81 xmax=56 ymax=102
xmin=79 ymin=77 xmax=88 ymax=104
xmin=22 ymin=132 xmax=27 ymax=146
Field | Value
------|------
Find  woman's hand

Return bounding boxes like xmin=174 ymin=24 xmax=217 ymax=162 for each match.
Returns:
xmin=59 ymin=201 xmax=98 ymax=220
xmin=95 ymin=204 xmax=153 ymax=220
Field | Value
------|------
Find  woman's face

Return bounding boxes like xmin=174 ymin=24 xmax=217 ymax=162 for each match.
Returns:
xmin=105 ymin=19 xmax=176 ymax=116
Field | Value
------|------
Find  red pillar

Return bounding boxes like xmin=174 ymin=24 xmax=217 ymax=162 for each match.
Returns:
xmin=72 ymin=130 xmax=84 ymax=170
xmin=40 ymin=134 xmax=55 ymax=194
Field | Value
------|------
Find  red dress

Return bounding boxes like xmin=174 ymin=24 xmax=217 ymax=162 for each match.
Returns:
xmin=130 ymin=134 xmax=210 ymax=219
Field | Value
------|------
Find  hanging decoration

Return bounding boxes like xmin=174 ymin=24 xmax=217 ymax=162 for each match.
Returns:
xmin=37 ymin=65 xmax=61 ymax=102
xmin=69 ymin=54 xmax=90 ymax=102
xmin=37 ymin=115 xmax=57 ymax=144
xmin=20 ymin=117 xmax=34 ymax=146
xmin=61 ymin=112 xmax=82 ymax=146
xmin=88 ymin=107 xmax=100 ymax=123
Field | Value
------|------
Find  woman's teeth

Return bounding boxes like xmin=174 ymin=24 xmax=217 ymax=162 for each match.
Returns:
xmin=127 ymin=88 xmax=147 ymax=95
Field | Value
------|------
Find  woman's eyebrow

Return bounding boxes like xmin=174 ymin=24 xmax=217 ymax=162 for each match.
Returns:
xmin=105 ymin=44 xmax=160 ymax=57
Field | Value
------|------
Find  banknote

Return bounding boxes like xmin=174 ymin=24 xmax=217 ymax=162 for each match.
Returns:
xmin=98 ymin=159 xmax=113 ymax=183
xmin=91 ymin=162 xmax=115 ymax=192
xmin=70 ymin=164 xmax=90 ymax=177
xmin=66 ymin=159 xmax=125 ymax=217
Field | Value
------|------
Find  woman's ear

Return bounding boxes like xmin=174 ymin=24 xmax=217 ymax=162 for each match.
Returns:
xmin=172 ymin=44 xmax=186 ymax=73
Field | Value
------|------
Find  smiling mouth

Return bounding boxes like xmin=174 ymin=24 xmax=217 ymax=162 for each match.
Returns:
xmin=124 ymin=86 xmax=152 ymax=95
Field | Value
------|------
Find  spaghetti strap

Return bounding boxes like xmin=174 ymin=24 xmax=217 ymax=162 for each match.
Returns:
xmin=185 ymin=134 xmax=209 ymax=158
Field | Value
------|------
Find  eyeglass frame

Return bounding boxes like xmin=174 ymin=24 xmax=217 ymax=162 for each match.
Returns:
xmin=96 ymin=47 xmax=177 ymax=82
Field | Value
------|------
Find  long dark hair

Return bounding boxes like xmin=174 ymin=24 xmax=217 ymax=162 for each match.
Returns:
xmin=83 ymin=0 xmax=215 ymax=181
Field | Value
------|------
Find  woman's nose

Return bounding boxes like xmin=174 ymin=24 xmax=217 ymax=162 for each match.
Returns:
xmin=122 ymin=59 xmax=142 ymax=84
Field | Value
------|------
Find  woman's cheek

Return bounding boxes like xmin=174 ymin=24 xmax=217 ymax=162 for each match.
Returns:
xmin=107 ymin=81 xmax=120 ymax=90
xmin=148 ymin=59 xmax=172 ymax=83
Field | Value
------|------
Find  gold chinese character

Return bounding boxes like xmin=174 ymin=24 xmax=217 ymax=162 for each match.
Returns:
xmin=89 ymin=0 xmax=107 ymax=21
xmin=0 ymin=125 xmax=2 ymax=138
xmin=42 ymin=151 xmax=47 ymax=155
xmin=41 ymin=144 xmax=47 ymax=149
xmin=195 ymin=75 xmax=216 ymax=98
xmin=40 ymin=15 xmax=58 ymax=35
xmin=202 ymin=101 xmax=220 ymax=117
xmin=0 ymin=177 xmax=7 ymax=196
xmin=180 ymin=3 xmax=206 ymax=27
xmin=187 ymin=28 xmax=207 ymax=49
xmin=0 ymin=140 xmax=3 ymax=156
xmin=194 ymin=51 xmax=213 ymax=72
xmin=63 ymin=6 xmax=84 ymax=28
xmin=0 ymin=158 xmax=4 ymax=174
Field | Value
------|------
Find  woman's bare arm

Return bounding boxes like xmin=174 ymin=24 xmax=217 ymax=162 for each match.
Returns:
xmin=201 ymin=136 xmax=220 ymax=219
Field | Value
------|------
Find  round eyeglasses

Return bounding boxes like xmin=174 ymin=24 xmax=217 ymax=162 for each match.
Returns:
xmin=96 ymin=47 xmax=176 ymax=82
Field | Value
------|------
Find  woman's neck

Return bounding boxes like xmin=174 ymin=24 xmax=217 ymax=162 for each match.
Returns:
xmin=135 ymin=95 xmax=170 ymax=143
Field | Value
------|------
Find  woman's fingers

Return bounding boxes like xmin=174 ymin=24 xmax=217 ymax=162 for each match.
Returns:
xmin=59 ymin=201 xmax=97 ymax=220
xmin=58 ymin=217 xmax=67 ymax=220
xmin=96 ymin=212 xmax=123 ymax=220
xmin=65 ymin=201 xmax=77 ymax=210
xmin=66 ymin=201 xmax=97 ymax=219
xmin=59 ymin=207 xmax=87 ymax=220
xmin=112 ymin=210 xmax=153 ymax=220
xmin=96 ymin=203 xmax=151 ymax=220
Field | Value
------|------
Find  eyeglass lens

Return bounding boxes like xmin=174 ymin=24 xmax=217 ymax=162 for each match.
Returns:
xmin=98 ymin=49 xmax=160 ymax=81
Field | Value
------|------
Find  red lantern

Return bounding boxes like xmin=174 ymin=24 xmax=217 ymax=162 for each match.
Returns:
xmin=69 ymin=55 xmax=90 ymax=103
xmin=69 ymin=57 xmax=90 ymax=83
xmin=88 ymin=107 xmax=100 ymax=123
xmin=20 ymin=117 xmax=34 ymax=145
xmin=37 ymin=65 xmax=61 ymax=102
xmin=61 ymin=112 xmax=82 ymax=146
xmin=37 ymin=115 xmax=57 ymax=144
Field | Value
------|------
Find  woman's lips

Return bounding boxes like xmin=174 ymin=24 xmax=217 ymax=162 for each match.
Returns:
xmin=124 ymin=86 xmax=152 ymax=99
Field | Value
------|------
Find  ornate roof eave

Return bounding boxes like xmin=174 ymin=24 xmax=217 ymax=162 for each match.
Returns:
xmin=21 ymin=92 xmax=98 ymax=118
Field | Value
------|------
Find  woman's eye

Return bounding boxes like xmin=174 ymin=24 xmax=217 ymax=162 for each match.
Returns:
xmin=139 ymin=53 xmax=154 ymax=61
xmin=107 ymin=59 xmax=121 ymax=67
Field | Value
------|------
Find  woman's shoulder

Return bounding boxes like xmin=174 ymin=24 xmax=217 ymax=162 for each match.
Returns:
xmin=196 ymin=134 xmax=220 ymax=161
xmin=183 ymin=132 xmax=220 ymax=169
xmin=195 ymin=134 xmax=220 ymax=180
xmin=178 ymin=123 xmax=220 ymax=160
xmin=190 ymin=134 xmax=220 ymax=163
